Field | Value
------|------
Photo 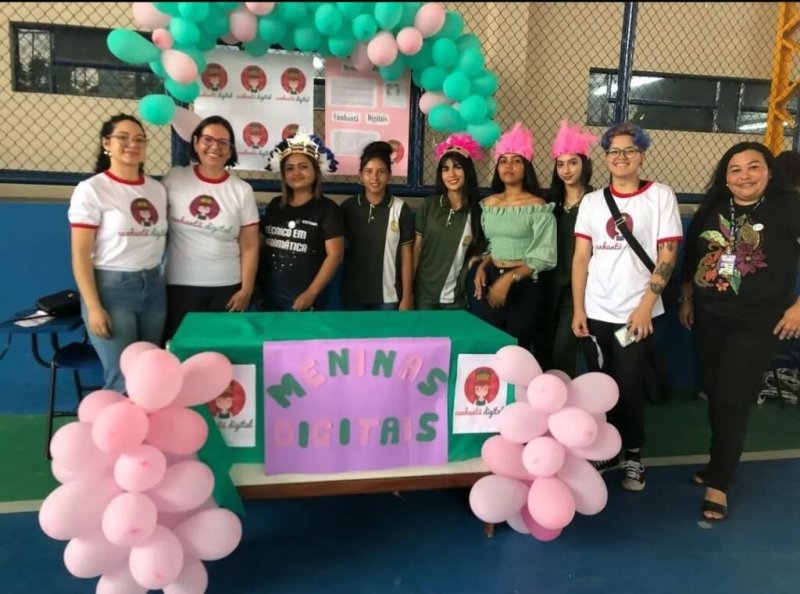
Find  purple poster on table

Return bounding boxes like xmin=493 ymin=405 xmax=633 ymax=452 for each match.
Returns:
xmin=263 ymin=338 xmax=451 ymax=475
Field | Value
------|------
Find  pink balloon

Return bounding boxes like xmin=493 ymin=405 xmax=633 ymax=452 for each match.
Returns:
xmin=161 ymin=49 xmax=199 ymax=85
xmin=505 ymin=510 xmax=530 ymax=534
xmin=521 ymin=506 xmax=563 ymax=542
xmin=414 ymin=2 xmax=446 ymax=38
xmin=220 ymin=33 xmax=239 ymax=45
xmin=151 ymin=28 xmax=174 ymax=50
xmin=556 ymin=454 xmax=608 ymax=515
xmin=468 ymin=475 xmax=528 ymax=524
xmin=64 ymin=529 xmax=130 ymax=579
xmin=126 ymin=349 xmax=184 ymax=412
xmin=548 ymin=406 xmax=599 ymax=448
xmin=229 ymin=7 xmax=258 ymax=42
xmin=92 ymin=401 xmax=150 ymax=454
xmin=146 ymin=460 xmax=215 ymax=513
xmin=568 ymin=422 xmax=622 ymax=462
xmin=396 ymin=27 xmax=424 ymax=55
xmin=132 ymin=2 xmax=172 ymax=30
xmin=102 ymin=492 xmax=158 ymax=547
xmin=129 ymin=525 xmax=185 ymax=590
xmin=522 ymin=436 xmax=566 ymax=478
xmin=245 ymin=2 xmax=275 ymax=15
xmin=526 ymin=373 xmax=568 ymax=413
xmin=120 ymin=341 xmax=159 ymax=380
xmin=114 ymin=444 xmax=168 ymax=492
xmin=513 ymin=384 xmax=528 ymax=402
xmin=78 ymin=389 xmax=127 ymax=423
xmin=39 ymin=478 xmax=121 ymax=541
xmin=498 ymin=402 xmax=550 ymax=444
xmin=545 ymin=369 xmax=572 ymax=384
xmin=163 ymin=557 xmax=209 ymax=594
xmin=567 ymin=371 xmax=620 ymax=413
xmin=367 ymin=31 xmax=399 ymax=67
xmin=492 ymin=345 xmax=542 ymax=387
xmin=50 ymin=421 xmax=115 ymax=473
xmin=418 ymin=91 xmax=447 ymax=114
xmin=350 ymin=43 xmax=374 ymax=72
xmin=480 ymin=435 xmax=534 ymax=482
xmin=171 ymin=106 xmax=202 ymax=143
xmin=174 ymin=508 xmax=243 ymax=561
xmin=97 ymin=564 xmax=147 ymax=594
xmin=527 ymin=476 xmax=576 ymax=530
xmin=172 ymin=352 xmax=234 ymax=408
xmin=146 ymin=407 xmax=208 ymax=455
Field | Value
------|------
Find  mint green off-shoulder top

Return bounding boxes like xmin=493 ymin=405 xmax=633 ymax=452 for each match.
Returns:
xmin=480 ymin=200 xmax=557 ymax=277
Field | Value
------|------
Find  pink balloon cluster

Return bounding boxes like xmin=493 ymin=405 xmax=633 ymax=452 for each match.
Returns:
xmin=469 ymin=346 xmax=622 ymax=542
xmin=39 ymin=342 xmax=242 ymax=593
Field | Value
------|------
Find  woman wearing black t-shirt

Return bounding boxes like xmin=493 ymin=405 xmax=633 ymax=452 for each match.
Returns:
xmin=679 ymin=141 xmax=800 ymax=521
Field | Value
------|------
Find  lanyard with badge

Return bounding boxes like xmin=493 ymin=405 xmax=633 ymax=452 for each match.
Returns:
xmin=718 ymin=196 xmax=763 ymax=276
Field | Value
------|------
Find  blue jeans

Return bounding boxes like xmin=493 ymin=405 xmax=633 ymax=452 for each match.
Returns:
xmin=83 ymin=267 xmax=166 ymax=393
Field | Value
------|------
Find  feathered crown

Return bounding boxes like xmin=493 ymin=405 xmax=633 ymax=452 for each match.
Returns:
xmin=435 ymin=133 xmax=484 ymax=162
xmin=550 ymin=120 xmax=597 ymax=159
xmin=494 ymin=122 xmax=535 ymax=162
xmin=265 ymin=131 xmax=338 ymax=174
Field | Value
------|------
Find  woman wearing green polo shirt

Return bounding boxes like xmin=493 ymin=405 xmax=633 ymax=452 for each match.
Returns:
xmin=413 ymin=133 xmax=486 ymax=310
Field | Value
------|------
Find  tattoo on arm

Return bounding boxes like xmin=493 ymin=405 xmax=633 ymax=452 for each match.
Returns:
xmin=649 ymin=261 xmax=675 ymax=295
xmin=658 ymin=240 xmax=677 ymax=253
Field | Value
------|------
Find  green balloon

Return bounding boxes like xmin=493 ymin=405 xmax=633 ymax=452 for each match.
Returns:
xmin=315 ymin=4 xmax=344 ymax=36
xmin=170 ymin=17 xmax=200 ymax=47
xmin=149 ymin=59 xmax=166 ymax=78
xmin=420 ymin=65 xmax=447 ymax=92
xmin=374 ymin=3 xmax=403 ymax=30
xmin=166 ymin=78 xmax=201 ymax=103
xmin=196 ymin=32 xmax=217 ymax=52
xmin=411 ymin=67 xmax=425 ymax=88
xmin=352 ymin=14 xmax=377 ymax=41
xmin=244 ymin=38 xmax=269 ymax=57
xmin=202 ymin=11 xmax=230 ymax=37
xmin=433 ymin=11 xmax=463 ymax=40
xmin=405 ymin=41 xmax=432 ymax=71
xmin=277 ymin=3 xmax=308 ymax=25
xmin=458 ymin=95 xmax=488 ymax=124
xmin=259 ymin=15 xmax=287 ymax=46
xmin=378 ymin=56 xmax=406 ymax=81
xmin=139 ymin=94 xmax=176 ymax=126
xmin=179 ymin=2 xmax=210 ymax=22
xmin=397 ymin=2 xmax=422 ymax=29
xmin=107 ymin=29 xmax=160 ymax=65
xmin=294 ymin=27 xmax=322 ymax=52
xmin=175 ymin=45 xmax=207 ymax=74
xmin=457 ymin=47 xmax=484 ymax=76
xmin=153 ymin=3 xmax=181 ymax=16
xmin=455 ymin=33 xmax=481 ymax=53
xmin=485 ymin=96 xmax=497 ymax=119
xmin=432 ymin=38 xmax=457 ymax=69
xmin=443 ymin=72 xmax=471 ymax=102
xmin=212 ymin=2 xmax=239 ymax=12
xmin=471 ymin=70 xmax=498 ymax=97
xmin=428 ymin=104 xmax=464 ymax=133
xmin=337 ymin=2 xmax=366 ymax=18
xmin=467 ymin=119 xmax=501 ymax=147
xmin=329 ymin=35 xmax=356 ymax=58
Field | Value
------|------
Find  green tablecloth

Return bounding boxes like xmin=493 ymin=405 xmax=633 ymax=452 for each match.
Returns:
xmin=169 ymin=310 xmax=515 ymax=513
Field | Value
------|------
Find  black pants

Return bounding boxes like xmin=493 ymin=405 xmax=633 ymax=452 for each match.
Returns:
xmin=466 ymin=261 xmax=544 ymax=353
xmin=694 ymin=307 xmax=781 ymax=491
xmin=540 ymin=283 xmax=579 ymax=377
xmin=582 ymin=319 xmax=652 ymax=450
xmin=165 ymin=283 xmax=241 ymax=341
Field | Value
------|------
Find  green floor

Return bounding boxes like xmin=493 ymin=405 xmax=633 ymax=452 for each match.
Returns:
xmin=3 ymin=390 xmax=799 ymax=503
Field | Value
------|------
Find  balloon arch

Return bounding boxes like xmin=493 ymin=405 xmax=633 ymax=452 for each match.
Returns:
xmin=110 ymin=2 xmax=502 ymax=147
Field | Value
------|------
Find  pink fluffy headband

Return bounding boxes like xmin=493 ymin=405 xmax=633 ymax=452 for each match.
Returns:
xmin=550 ymin=120 xmax=597 ymax=159
xmin=435 ymin=133 xmax=484 ymax=161
xmin=494 ymin=122 xmax=535 ymax=162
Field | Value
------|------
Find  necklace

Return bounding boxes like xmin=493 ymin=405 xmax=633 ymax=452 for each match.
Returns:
xmin=562 ymin=191 xmax=585 ymax=213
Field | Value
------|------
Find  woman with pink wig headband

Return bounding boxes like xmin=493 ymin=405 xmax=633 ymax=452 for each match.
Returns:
xmin=413 ymin=133 xmax=487 ymax=309
xmin=466 ymin=122 xmax=557 ymax=353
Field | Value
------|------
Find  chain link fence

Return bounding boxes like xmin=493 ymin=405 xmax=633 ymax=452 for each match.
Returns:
xmin=0 ymin=2 xmax=792 ymax=195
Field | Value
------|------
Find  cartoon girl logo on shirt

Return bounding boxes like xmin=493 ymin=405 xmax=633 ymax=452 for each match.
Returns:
xmin=130 ymin=198 xmax=159 ymax=227
xmin=201 ymin=63 xmax=228 ymax=92
xmin=207 ymin=380 xmax=246 ymax=420
xmin=189 ymin=195 xmax=220 ymax=221
xmin=241 ymin=65 xmax=267 ymax=93
xmin=244 ymin=122 xmax=268 ymax=149
xmin=281 ymin=67 xmax=306 ymax=95
xmin=464 ymin=367 xmax=500 ymax=407
xmin=605 ymin=213 xmax=633 ymax=241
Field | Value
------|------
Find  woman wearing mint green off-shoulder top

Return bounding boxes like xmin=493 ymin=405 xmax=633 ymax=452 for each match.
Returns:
xmin=466 ymin=131 xmax=557 ymax=353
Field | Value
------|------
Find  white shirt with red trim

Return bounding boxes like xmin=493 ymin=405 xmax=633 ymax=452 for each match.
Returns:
xmin=574 ymin=181 xmax=683 ymax=323
xmin=162 ymin=166 xmax=259 ymax=286
xmin=68 ymin=171 xmax=167 ymax=271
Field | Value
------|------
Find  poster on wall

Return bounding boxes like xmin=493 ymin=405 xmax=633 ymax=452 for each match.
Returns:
xmin=324 ymin=58 xmax=410 ymax=176
xmin=194 ymin=49 xmax=314 ymax=171
xmin=263 ymin=338 xmax=450 ymax=475
xmin=452 ymin=354 xmax=511 ymax=434
xmin=205 ymin=364 xmax=256 ymax=448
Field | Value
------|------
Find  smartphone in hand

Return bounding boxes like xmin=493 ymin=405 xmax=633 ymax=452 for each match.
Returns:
xmin=614 ymin=325 xmax=637 ymax=348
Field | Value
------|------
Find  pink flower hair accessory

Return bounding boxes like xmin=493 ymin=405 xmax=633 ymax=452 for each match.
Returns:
xmin=550 ymin=120 xmax=597 ymax=159
xmin=494 ymin=122 xmax=535 ymax=162
xmin=435 ymin=133 xmax=484 ymax=161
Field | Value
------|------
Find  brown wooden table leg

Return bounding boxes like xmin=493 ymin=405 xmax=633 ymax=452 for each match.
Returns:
xmin=484 ymin=522 xmax=495 ymax=538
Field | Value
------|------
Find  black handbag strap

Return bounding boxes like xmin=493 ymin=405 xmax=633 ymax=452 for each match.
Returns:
xmin=603 ymin=187 xmax=655 ymax=273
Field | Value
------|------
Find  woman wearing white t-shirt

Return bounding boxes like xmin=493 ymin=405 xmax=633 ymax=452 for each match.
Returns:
xmin=572 ymin=123 xmax=683 ymax=492
xmin=162 ymin=116 xmax=260 ymax=340
xmin=68 ymin=114 xmax=168 ymax=393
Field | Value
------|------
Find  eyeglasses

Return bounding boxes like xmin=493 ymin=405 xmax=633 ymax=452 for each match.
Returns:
xmin=199 ymin=135 xmax=231 ymax=149
xmin=606 ymin=147 xmax=641 ymax=160
xmin=107 ymin=135 xmax=148 ymax=146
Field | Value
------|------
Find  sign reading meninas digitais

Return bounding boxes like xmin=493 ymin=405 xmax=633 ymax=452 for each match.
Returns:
xmin=263 ymin=338 xmax=451 ymax=475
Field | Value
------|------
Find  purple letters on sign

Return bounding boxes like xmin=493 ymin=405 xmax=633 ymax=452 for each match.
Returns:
xmin=263 ymin=338 xmax=451 ymax=475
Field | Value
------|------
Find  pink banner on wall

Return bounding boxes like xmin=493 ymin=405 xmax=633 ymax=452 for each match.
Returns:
xmin=324 ymin=58 xmax=410 ymax=176
xmin=263 ymin=338 xmax=450 ymax=475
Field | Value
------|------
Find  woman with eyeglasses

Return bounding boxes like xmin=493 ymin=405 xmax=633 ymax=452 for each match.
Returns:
xmin=162 ymin=115 xmax=260 ymax=341
xmin=571 ymin=122 xmax=683 ymax=492
xmin=68 ymin=113 xmax=167 ymax=393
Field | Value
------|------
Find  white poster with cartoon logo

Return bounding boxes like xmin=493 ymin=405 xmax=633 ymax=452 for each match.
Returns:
xmin=205 ymin=364 xmax=256 ymax=447
xmin=452 ymin=354 xmax=510 ymax=434
xmin=194 ymin=49 xmax=314 ymax=171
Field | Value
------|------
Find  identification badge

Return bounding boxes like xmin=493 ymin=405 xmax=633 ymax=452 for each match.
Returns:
xmin=718 ymin=253 xmax=737 ymax=276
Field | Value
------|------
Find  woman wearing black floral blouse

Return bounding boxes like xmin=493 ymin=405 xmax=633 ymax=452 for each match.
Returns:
xmin=679 ymin=141 xmax=800 ymax=521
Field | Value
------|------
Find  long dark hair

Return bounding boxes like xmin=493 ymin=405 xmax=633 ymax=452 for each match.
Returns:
xmin=93 ymin=114 xmax=145 ymax=174
xmin=189 ymin=115 xmax=238 ymax=168
xmin=548 ymin=154 xmax=593 ymax=207
xmin=490 ymin=156 xmax=541 ymax=195
xmin=434 ymin=152 xmax=486 ymax=259
xmin=279 ymin=153 xmax=322 ymax=207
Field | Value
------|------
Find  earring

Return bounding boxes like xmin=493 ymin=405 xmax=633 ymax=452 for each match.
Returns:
xmin=104 ymin=150 xmax=111 ymax=156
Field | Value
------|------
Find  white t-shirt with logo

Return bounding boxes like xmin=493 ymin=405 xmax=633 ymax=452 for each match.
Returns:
xmin=68 ymin=171 xmax=168 ymax=271
xmin=574 ymin=181 xmax=683 ymax=323
xmin=162 ymin=166 xmax=260 ymax=286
